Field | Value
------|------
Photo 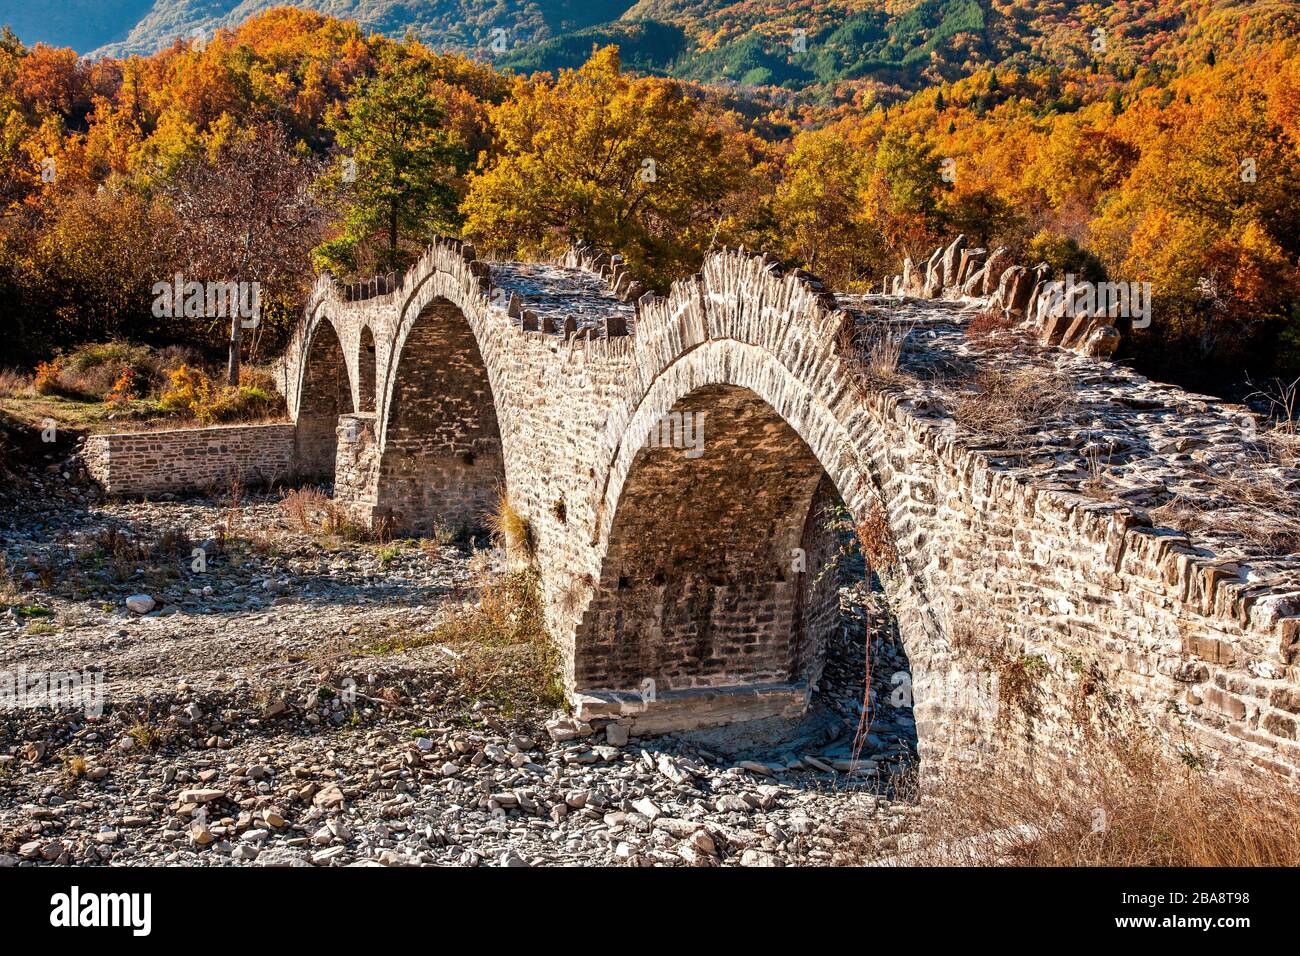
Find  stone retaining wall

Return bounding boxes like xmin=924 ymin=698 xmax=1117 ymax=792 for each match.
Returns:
xmin=83 ymin=423 xmax=298 ymax=495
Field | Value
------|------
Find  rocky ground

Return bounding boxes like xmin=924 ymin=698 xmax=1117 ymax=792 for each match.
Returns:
xmin=0 ymin=452 xmax=919 ymax=867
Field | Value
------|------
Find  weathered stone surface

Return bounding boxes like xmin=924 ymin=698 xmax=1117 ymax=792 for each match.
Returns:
xmin=900 ymin=257 xmax=916 ymax=295
xmin=960 ymin=264 xmax=987 ymax=297
xmin=941 ymin=234 xmax=967 ymax=288
xmin=922 ymin=247 xmax=945 ymax=298
xmin=84 ymin=423 xmax=297 ymax=495
xmin=981 ymin=247 xmax=1009 ymax=295
xmin=1082 ymin=324 xmax=1121 ymax=359
xmin=956 ymin=247 xmax=985 ymax=288
xmin=81 ymin=237 xmax=1300 ymax=784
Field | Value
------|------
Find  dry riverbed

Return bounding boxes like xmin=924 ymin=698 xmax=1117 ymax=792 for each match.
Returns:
xmin=0 ymin=462 xmax=918 ymax=867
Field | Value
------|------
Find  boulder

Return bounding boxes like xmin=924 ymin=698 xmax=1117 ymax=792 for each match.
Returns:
xmin=961 ymin=265 xmax=988 ymax=297
xmin=1083 ymin=324 xmax=1121 ymax=359
xmin=125 ymin=594 xmax=155 ymax=614
xmin=1039 ymin=309 xmax=1074 ymax=347
xmin=991 ymin=265 xmax=1025 ymax=313
xmin=993 ymin=265 xmax=1035 ymax=317
xmin=922 ymin=246 xmax=945 ymax=298
xmin=957 ymin=247 xmax=986 ymax=288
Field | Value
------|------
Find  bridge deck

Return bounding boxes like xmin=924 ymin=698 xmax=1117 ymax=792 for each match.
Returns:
xmin=846 ymin=294 xmax=1300 ymax=579
xmin=489 ymin=260 xmax=635 ymax=334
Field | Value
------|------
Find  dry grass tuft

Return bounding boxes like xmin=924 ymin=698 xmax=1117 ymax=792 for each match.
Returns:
xmin=1253 ymin=376 xmax=1299 ymax=469
xmin=875 ymin=735 xmax=1300 ymax=866
xmin=278 ymin=487 xmax=367 ymax=541
xmin=1265 ymin=429 xmax=1300 ymax=470
xmin=127 ymin=722 xmax=165 ymax=751
xmin=363 ymin=563 xmax=561 ymax=714
xmin=557 ymin=572 xmax=595 ymax=616
xmin=839 ymin=319 xmax=915 ymax=390
xmin=0 ymin=368 xmax=30 ymax=398
xmin=489 ymin=490 xmax=534 ymax=558
xmin=279 ymin=487 xmax=329 ymax=533
xmin=952 ymin=366 xmax=1077 ymax=443
xmin=964 ymin=307 xmax=1022 ymax=341
xmin=440 ymin=569 xmax=561 ymax=713
xmin=1149 ymin=479 xmax=1300 ymax=555
xmin=1143 ymin=377 xmax=1300 ymax=554
xmin=91 ymin=524 xmax=193 ymax=581
xmin=61 ymin=755 xmax=88 ymax=781
xmin=421 ymin=522 xmax=457 ymax=553
xmin=854 ymin=499 xmax=899 ymax=571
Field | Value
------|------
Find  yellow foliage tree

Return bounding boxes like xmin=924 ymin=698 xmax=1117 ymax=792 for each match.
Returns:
xmin=462 ymin=46 xmax=765 ymax=287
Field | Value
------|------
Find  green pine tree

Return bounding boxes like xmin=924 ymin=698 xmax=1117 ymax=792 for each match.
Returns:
xmin=318 ymin=47 xmax=465 ymax=274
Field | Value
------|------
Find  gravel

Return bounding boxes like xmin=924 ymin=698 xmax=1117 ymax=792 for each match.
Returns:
xmin=0 ymin=466 xmax=915 ymax=867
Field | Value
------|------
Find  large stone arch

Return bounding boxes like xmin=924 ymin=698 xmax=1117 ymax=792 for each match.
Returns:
xmin=570 ymin=339 xmax=953 ymax=755
xmin=371 ymin=296 xmax=505 ymax=536
xmin=574 ymin=382 xmax=844 ymax=706
xmin=294 ymin=317 xmax=350 ymax=481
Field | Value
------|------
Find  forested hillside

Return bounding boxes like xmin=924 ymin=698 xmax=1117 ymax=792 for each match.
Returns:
xmin=7 ymin=0 xmax=1295 ymax=101
xmin=0 ymin=4 xmax=1297 ymax=407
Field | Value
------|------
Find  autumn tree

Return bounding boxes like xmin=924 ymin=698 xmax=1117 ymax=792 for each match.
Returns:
xmin=773 ymin=123 xmax=879 ymax=288
xmin=944 ymin=185 xmax=1023 ymax=249
xmin=318 ymin=47 xmax=465 ymax=274
xmin=1091 ymin=68 xmax=1300 ymax=382
xmin=11 ymin=43 xmax=91 ymax=121
xmin=461 ymin=46 xmax=764 ymax=287
xmin=864 ymin=129 xmax=948 ymax=264
xmin=166 ymin=123 xmax=325 ymax=384
xmin=0 ymin=188 xmax=180 ymax=365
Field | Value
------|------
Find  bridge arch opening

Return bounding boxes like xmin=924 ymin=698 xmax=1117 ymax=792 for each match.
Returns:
xmin=358 ymin=325 xmax=377 ymax=413
xmin=575 ymin=380 xmax=918 ymax=758
xmin=575 ymin=384 xmax=871 ymax=706
xmin=375 ymin=297 xmax=504 ymax=536
xmin=295 ymin=318 xmax=349 ymax=481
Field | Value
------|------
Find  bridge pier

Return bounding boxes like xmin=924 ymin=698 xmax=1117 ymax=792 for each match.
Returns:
xmin=333 ymin=412 xmax=387 ymax=531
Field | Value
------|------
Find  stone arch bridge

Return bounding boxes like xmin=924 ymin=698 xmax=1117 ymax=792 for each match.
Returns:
xmin=275 ymin=238 xmax=1300 ymax=779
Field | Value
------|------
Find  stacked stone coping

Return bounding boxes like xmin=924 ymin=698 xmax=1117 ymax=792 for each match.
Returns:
xmin=267 ymin=235 xmax=1300 ymax=773
xmin=83 ymin=422 xmax=297 ymax=495
xmin=890 ymin=234 xmax=1123 ymax=359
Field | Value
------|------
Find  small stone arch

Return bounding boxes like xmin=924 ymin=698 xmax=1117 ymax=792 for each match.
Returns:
xmin=358 ymin=325 xmax=377 ymax=413
xmin=373 ymin=297 xmax=504 ymax=536
xmin=295 ymin=317 xmax=349 ymax=481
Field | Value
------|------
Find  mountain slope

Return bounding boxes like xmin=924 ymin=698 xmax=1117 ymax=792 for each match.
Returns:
xmin=88 ymin=0 xmax=638 ymax=59
xmin=0 ymin=0 xmax=1289 ymax=96
xmin=0 ymin=0 xmax=156 ymax=52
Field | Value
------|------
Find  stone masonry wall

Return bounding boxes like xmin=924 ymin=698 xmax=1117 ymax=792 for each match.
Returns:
xmin=271 ymin=237 xmax=1300 ymax=783
xmin=83 ymin=423 xmax=297 ymax=495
